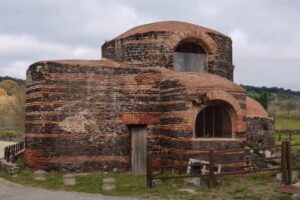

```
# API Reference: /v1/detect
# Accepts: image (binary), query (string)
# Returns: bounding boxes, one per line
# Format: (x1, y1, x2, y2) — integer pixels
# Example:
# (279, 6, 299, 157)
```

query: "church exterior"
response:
(25, 21, 274, 173)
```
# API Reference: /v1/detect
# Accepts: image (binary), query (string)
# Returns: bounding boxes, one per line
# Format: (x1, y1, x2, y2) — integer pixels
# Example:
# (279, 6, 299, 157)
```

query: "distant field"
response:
(275, 117, 300, 130)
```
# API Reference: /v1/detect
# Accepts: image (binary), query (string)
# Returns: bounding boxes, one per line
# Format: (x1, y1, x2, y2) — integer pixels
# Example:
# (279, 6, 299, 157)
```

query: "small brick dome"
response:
(159, 68, 244, 93)
(115, 21, 225, 39)
(246, 97, 268, 118)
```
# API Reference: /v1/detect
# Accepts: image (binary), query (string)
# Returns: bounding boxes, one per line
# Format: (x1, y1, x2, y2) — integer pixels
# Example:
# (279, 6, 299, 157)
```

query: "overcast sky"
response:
(0, 0, 299, 90)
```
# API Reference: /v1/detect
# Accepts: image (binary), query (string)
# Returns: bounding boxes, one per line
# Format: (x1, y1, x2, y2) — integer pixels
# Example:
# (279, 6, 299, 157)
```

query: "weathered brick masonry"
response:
(25, 21, 274, 172)
(245, 97, 275, 147)
(102, 21, 234, 80)
(246, 117, 275, 147)
(25, 60, 162, 171)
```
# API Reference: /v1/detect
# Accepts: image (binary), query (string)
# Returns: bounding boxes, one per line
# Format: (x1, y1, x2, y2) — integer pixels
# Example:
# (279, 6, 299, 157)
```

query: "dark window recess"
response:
(174, 42, 208, 72)
(195, 106, 232, 138)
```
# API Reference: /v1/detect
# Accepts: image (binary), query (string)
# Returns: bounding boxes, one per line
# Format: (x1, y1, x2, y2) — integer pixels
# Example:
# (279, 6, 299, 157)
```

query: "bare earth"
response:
(0, 177, 137, 200)
(0, 141, 16, 158)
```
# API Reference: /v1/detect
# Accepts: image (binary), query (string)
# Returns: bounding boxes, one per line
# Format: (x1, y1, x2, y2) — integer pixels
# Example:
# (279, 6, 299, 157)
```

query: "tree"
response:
(254, 93, 269, 110)
(281, 101, 297, 119)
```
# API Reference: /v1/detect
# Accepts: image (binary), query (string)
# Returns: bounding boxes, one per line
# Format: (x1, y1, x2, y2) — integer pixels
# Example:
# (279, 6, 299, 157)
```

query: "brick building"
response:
(25, 21, 274, 173)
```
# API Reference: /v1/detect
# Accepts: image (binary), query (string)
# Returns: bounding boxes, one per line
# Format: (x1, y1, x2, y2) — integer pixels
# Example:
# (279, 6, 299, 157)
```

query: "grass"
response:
(275, 134, 300, 153)
(0, 168, 63, 190)
(0, 130, 17, 136)
(275, 117, 300, 130)
(0, 168, 186, 199)
(0, 166, 288, 199)
(275, 133, 300, 143)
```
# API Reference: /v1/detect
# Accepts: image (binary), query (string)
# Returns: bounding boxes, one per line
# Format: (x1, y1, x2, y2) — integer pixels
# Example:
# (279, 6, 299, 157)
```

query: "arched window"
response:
(174, 42, 207, 72)
(195, 106, 232, 138)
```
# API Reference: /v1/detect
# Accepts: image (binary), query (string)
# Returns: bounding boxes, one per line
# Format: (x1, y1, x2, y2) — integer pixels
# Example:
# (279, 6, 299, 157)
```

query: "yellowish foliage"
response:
(0, 88, 25, 131)
(0, 88, 7, 96)
(1, 79, 19, 89)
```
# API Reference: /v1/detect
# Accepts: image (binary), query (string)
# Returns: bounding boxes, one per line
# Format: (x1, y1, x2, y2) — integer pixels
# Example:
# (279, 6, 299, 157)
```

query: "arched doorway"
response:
(195, 106, 232, 138)
(173, 41, 208, 72)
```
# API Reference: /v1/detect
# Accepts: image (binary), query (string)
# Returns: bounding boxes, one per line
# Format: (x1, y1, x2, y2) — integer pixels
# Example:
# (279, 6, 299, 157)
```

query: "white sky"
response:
(0, 0, 299, 90)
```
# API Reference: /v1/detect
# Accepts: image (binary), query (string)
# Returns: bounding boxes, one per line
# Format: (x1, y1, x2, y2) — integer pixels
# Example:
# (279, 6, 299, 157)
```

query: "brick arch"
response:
(165, 31, 218, 54)
(204, 90, 245, 133)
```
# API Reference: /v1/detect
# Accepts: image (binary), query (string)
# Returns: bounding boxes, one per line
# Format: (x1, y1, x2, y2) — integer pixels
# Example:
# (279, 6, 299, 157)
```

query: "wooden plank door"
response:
(131, 126, 147, 175)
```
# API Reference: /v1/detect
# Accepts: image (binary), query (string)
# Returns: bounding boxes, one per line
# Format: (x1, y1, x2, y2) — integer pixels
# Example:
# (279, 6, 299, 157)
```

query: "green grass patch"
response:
(0, 168, 186, 199)
(0, 168, 63, 190)
(0, 130, 17, 136)
(275, 117, 300, 130)
(275, 133, 300, 151)
(279, 195, 293, 200)
(275, 133, 300, 143)
(74, 172, 186, 198)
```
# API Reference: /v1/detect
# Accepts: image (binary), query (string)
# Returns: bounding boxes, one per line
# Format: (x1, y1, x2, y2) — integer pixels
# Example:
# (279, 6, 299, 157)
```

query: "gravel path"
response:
(0, 141, 16, 158)
(0, 177, 138, 200)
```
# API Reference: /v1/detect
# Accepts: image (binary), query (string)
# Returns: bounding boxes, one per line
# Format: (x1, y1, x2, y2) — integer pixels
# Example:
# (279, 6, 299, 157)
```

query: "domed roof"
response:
(32, 59, 120, 68)
(246, 97, 268, 118)
(158, 68, 244, 93)
(115, 21, 226, 39)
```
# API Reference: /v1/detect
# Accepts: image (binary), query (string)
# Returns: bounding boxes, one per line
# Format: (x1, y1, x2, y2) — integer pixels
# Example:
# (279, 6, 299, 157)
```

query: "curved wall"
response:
(102, 23, 234, 80)
(25, 60, 162, 171)
(25, 60, 246, 171)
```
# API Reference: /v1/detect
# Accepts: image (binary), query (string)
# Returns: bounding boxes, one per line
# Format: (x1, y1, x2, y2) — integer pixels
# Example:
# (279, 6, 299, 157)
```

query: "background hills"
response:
(0, 76, 25, 133)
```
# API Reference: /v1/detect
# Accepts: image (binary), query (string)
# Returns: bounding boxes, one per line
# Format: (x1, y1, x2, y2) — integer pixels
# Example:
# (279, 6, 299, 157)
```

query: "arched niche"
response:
(173, 39, 208, 72)
(195, 102, 233, 138)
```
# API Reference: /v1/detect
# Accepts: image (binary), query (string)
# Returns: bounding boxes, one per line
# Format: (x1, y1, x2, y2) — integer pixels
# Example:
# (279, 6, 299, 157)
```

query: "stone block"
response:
(34, 170, 47, 181)
(292, 182, 300, 188)
(63, 174, 76, 186)
(178, 188, 197, 194)
(275, 172, 282, 182)
(184, 178, 201, 186)
(152, 179, 162, 186)
(0, 159, 20, 175)
(275, 171, 299, 183)
(113, 168, 118, 173)
(102, 178, 116, 191)
(292, 171, 299, 183)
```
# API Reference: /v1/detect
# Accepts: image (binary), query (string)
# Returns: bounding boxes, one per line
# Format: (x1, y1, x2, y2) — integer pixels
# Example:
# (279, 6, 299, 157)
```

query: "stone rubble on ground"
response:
(184, 177, 201, 186)
(0, 159, 19, 174)
(152, 179, 162, 186)
(178, 188, 197, 194)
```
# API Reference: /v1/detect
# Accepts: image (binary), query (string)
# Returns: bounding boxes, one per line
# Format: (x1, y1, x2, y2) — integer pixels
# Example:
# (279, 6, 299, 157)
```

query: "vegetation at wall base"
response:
(0, 164, 288, 199)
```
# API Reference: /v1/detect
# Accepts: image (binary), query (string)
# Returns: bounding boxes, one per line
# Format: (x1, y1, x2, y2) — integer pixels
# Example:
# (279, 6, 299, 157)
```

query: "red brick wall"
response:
(25, 60, 246, 171)
(25, 60, 161, 171)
